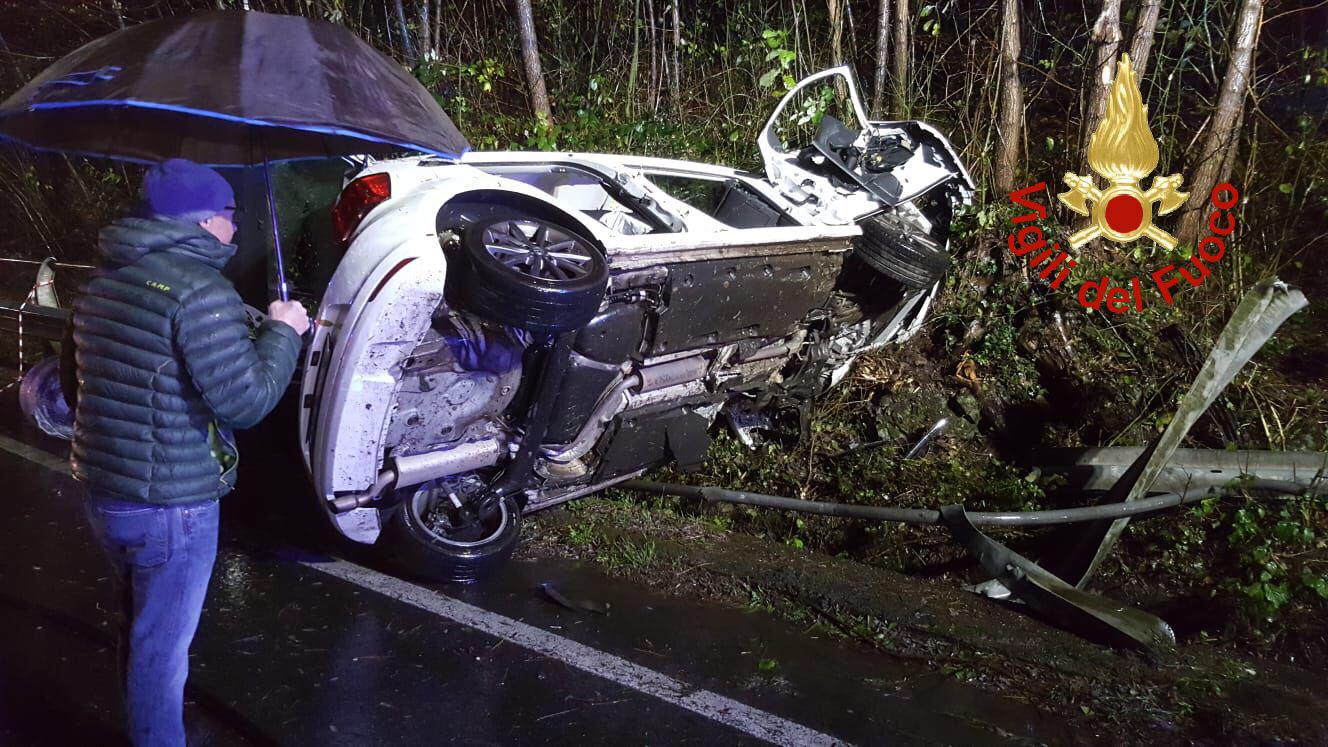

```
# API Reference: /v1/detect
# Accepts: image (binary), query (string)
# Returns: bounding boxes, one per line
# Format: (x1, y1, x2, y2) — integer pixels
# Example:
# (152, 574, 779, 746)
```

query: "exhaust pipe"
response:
(394, 439, 505, 487)
(330, 437, 505, 513)
(542, 355, 710, 465)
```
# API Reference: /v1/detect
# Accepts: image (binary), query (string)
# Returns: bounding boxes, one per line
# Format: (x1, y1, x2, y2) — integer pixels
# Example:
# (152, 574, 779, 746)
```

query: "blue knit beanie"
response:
(140, 158, 235, 224)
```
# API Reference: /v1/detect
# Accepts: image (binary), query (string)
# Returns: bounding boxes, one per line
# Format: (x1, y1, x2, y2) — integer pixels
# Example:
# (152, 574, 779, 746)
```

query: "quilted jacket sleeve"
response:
(174, 284, 303, 430)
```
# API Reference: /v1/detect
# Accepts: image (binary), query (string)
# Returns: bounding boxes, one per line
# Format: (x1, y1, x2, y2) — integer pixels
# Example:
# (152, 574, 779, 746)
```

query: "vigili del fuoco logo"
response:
(1004, 54, 1240, 313)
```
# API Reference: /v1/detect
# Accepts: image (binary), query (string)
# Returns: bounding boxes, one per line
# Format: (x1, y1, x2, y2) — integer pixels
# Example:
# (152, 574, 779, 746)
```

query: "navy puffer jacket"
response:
(66, 217, 302, 505)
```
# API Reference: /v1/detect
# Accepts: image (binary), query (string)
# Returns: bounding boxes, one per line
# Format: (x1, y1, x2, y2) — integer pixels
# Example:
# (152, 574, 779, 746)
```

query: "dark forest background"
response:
(2, 0, 1326, 256)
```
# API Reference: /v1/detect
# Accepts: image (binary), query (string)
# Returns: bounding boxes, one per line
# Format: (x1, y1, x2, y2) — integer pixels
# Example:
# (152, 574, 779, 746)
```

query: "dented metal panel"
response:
(310, 243, 447, 498)
(647, 252, 845, 355)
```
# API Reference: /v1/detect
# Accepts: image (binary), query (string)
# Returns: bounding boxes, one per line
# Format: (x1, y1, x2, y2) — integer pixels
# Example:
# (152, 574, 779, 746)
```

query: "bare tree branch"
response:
(392, 0, 416, 62)
(827, 0, 844, 67)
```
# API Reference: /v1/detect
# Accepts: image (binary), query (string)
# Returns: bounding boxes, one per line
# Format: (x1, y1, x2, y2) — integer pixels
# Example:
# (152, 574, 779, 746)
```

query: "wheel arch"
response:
(437, 188, 610, 255)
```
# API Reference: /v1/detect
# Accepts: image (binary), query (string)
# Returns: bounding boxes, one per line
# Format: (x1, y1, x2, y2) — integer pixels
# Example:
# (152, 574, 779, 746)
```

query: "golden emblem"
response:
(1059, 54, 1188, 249)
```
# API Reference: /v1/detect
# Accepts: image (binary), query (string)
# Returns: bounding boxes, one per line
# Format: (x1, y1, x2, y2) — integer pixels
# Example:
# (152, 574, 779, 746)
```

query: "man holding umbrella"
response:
(0, 10, 469, 743)
(62, 158, 309, 745)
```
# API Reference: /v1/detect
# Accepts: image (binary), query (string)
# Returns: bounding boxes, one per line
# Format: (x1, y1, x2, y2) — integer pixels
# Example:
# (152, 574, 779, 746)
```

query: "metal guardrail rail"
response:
(0, 257, 94, 271)
(1043, 447, 1328, 494)
(0, 304, 70, 342)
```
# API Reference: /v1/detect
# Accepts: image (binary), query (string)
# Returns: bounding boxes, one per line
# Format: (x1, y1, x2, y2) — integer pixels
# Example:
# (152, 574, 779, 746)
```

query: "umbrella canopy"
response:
(0, 10, 468, 165)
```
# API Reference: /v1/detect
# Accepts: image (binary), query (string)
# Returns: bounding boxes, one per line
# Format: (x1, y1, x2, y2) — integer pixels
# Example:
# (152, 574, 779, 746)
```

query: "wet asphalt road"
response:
(0, 392, 1073, 746)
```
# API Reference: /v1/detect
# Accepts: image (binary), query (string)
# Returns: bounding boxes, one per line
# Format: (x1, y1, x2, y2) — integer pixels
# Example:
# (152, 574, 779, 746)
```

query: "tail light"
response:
(331, 172, 392, 245)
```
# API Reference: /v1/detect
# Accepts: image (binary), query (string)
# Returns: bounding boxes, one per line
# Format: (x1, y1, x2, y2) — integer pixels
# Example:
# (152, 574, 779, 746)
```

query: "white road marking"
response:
(305, 559, 844, 746)
(0, 433, 846, 746)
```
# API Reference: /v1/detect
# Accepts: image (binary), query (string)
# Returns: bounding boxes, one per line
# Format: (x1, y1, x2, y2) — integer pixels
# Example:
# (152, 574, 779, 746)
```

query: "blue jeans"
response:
(85, 494, 220, 747)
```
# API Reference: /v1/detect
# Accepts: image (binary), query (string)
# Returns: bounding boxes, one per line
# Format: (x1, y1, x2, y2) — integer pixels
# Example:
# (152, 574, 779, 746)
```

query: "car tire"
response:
(385, 481, 521, 584)
(853, 212, 951, 289)
(452, 208, 608, 334)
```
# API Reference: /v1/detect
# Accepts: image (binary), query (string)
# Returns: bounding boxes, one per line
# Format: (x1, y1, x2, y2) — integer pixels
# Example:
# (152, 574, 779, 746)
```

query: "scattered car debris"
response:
(832, 417, 950, 460)
(726, 402, 774, 450)
(903, 418, 950, 459)
(1052, 310, 1074, 357)
(538, 582, 610, 615)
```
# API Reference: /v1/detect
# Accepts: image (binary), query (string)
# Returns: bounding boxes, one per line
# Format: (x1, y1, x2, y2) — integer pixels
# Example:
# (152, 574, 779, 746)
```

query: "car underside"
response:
(298, 67, 974, 581)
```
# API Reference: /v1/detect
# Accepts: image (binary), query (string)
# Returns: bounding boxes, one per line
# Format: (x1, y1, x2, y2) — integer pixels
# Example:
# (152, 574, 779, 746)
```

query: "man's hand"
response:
(267, 300, 310, 336)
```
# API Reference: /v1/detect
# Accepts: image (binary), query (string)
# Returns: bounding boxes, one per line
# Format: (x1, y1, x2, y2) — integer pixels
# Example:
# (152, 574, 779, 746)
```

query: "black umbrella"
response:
(0, 10, 468, 298)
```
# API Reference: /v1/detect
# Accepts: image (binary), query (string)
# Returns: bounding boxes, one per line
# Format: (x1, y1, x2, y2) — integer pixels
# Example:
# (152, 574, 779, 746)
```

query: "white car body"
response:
(298, 67, 973, 544)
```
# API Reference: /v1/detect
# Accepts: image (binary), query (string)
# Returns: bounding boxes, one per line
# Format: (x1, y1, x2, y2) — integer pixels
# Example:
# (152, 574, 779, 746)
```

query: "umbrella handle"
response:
(260, 140, 290, 302)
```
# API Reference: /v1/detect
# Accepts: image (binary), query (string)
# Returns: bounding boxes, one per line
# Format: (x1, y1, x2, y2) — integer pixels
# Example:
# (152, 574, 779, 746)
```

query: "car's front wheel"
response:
(451, 208, 608, 335)
(853, 211, 951, 289)
(384, 475, 521, 584)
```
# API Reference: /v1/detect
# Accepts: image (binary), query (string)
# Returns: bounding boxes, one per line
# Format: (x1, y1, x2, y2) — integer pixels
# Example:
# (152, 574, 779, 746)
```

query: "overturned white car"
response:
(297, 67, 973, 581)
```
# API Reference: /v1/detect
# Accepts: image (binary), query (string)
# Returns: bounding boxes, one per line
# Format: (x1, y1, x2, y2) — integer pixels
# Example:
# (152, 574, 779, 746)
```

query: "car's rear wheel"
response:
(451, 208, 608, 334)
(384, 474, 521, 584)
(854, 211, 951, 289)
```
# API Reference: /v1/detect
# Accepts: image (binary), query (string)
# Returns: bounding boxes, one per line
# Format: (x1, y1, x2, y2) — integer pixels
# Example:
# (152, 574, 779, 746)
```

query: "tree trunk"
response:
(432, 0, 442, 59)
(995, 0, 1023, 193)
(1081, 0, 1123, 159)
(392, 0, 416, 62)
(828, 0, 845, 67)
(646, 0, 659, 111)
(1218, 102, 1245, 186)
(871, 0, 891, 116)
(892, 0, 910, 117)
(670, 0, 682, 110)
(513, 0, 553, 122)
(1178, 0, 1262, 246)
(628, 0, 641, 115)
(1128, 0, 1163, 78)
(418, 0, 430, 59)
(657, 0, 666, 111)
